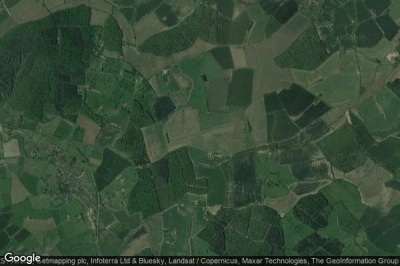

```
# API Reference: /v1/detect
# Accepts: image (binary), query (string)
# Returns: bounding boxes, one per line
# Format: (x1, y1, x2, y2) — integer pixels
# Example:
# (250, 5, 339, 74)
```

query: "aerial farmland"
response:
(0, 0, 398, 257)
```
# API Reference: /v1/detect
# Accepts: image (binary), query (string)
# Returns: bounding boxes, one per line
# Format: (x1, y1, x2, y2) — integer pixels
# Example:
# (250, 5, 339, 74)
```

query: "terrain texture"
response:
(0, 0, 399, 256)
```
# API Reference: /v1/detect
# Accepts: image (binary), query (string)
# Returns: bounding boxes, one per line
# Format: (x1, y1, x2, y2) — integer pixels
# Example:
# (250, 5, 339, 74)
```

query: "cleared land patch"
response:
(23, 217, 57, 237)
(344, 159, 400, 213)
(76, 114, 101, 145)
(230, 46, 248, 68)
(3, 139, 20, 158)
(90, 9, 108, 26)
(10, 173, 30, 204)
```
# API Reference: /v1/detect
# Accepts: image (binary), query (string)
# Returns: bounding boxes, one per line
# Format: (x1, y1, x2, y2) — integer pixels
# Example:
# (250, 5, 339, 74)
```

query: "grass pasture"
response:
(71, 126, 85, 142)
(318, 203, 357, 246)
(358, 53, 378, 85)
(154, 71, 181, 96)
(19, 117, 38, 131)
(198, 166, 227, 206)
(248, 15, 268, 43)
(256, 152, 294, 199)
(190, 236, 217, 256)
(0, 0, 400, 257)
(281, 210, 314, 250)
(376, 87, 400, 120)
(349, 111, 375, 150)
(191, 52, 224, 81)
(165, 107, 200, 142)
(357, 97, 388, 135)
(54, 120, 73, 139)
(179, 60, 208, 111)
(357, 88, 400, 137)
(314, 51, 339, 78)
(390, 0, 400, 22)
(160, 195, 204, 255)
(206, 77, 230, 111)
(321, 180, 367, 220)
(358, 38, 393, 61)
(339, 50, 358, 74)
(290, 69, 314, 87)
(246, 3, 264, 20)
(368, 137, 400, 174)
(308, 73, 360, 106)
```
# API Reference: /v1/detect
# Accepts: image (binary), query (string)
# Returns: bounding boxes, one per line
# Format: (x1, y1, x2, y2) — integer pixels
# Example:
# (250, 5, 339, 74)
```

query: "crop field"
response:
(0, 0, 400, 257)
(227, 68, 253, 108)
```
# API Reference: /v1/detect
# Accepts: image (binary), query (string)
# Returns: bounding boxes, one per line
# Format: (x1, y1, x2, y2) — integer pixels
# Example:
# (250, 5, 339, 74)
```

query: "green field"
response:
(256, 152, 294, 198)
(308, 73, 360, 106)
(357, 88, 400, 137)
(0, 0, 400, 257)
